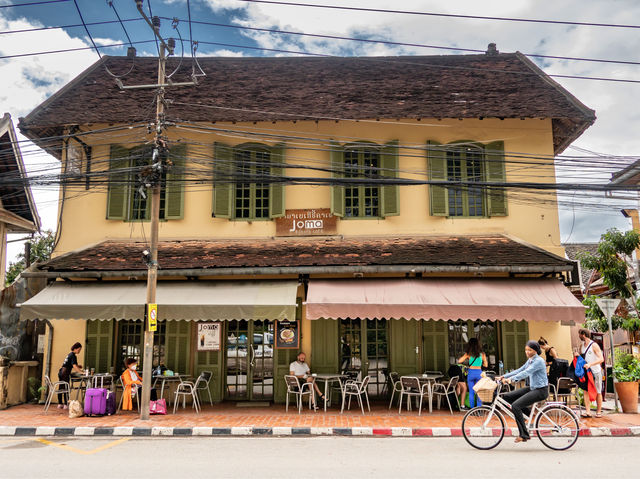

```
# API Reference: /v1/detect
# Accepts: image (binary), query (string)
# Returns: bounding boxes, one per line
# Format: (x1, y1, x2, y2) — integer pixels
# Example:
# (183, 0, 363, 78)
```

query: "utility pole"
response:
(130, 0, 195, 420)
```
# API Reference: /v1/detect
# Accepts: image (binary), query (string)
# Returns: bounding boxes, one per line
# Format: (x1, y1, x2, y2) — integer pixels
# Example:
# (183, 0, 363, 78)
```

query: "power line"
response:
(0, 18, 141, 36)
(235, 0, 640, 30)
(193, 40, 640, 84)
(0, 0, 68, 8)
(0, 39, 156, 60)
(166, 17, 640, 67)
(72, 0, 102, 59)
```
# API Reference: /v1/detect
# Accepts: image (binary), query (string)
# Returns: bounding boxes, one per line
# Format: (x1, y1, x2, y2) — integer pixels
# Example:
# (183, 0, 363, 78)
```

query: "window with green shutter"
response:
(85, 319, 114, 373)
(330, 141, 399, 219)
(427, 140, 507, 218)
(212, 143, 286, 220)
(500, 320, 529, 371)
(106, 143, 186, 221)
(115, 320, 166, 373)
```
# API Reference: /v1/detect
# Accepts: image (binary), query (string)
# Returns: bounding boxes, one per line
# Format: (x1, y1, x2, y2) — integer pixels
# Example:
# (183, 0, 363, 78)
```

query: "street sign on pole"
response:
(595, 297, 622, 411)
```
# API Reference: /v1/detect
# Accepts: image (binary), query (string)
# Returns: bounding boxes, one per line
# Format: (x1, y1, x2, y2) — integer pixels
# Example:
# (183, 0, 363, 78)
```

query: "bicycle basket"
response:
(476, 389, 495, 403)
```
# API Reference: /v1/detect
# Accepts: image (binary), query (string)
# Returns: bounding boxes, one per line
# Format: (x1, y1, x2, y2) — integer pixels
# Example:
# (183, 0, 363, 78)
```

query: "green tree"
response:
(579, 228, 640, 338)
(4, 230, 55, 286)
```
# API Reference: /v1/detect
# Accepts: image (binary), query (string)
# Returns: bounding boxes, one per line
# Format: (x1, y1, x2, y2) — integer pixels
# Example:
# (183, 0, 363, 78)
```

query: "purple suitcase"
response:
(84, 388, 107, 416)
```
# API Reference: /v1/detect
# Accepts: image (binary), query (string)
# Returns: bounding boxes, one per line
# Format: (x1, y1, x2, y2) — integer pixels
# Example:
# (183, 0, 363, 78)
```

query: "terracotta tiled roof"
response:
(19, 53, 594, 156)
(563, 243, 599, 289)
(38, 235, 574, 274)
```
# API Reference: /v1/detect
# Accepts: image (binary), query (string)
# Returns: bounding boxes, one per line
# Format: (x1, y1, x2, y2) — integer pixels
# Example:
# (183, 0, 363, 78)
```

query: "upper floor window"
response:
(427, 140, 507, 218)
(212, 143, 285, 220)
(330, 141, 399, 219)
(106, 143, 185, 221)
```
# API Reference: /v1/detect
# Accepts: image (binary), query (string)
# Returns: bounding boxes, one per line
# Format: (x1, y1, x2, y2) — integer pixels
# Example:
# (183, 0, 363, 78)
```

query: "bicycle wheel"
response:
(535, 405, 579, 450)
(462, 406, 505, 450)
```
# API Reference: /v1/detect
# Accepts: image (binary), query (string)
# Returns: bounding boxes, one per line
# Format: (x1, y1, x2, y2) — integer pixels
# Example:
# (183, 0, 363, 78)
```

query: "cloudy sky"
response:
(1, 0, 639, 262)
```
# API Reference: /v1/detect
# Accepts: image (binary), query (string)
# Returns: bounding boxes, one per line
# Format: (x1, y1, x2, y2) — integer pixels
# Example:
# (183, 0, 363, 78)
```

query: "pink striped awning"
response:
(305, 278, 584, 323)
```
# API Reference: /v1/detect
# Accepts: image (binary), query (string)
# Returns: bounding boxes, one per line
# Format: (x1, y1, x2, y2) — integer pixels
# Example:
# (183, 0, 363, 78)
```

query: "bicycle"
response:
(461, 380, 580, 451)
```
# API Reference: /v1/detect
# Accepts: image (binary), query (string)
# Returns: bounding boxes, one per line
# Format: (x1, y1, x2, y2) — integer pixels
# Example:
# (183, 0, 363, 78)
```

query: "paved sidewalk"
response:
(1, 403, 639, 437)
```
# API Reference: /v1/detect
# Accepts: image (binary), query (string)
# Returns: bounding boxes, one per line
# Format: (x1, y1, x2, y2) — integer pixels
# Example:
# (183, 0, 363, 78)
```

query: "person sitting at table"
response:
(289, 351, 324, 409)
(121, 357, 156, 410)
(57, 342, 83, 409)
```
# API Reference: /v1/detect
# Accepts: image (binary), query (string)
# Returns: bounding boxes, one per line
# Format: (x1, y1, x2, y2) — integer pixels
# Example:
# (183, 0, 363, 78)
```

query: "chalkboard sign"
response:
(275, 320, 299, 349)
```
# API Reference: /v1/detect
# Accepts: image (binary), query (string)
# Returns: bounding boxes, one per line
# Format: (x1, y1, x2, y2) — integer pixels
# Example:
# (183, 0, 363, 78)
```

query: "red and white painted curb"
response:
(0, 425, 638, 437)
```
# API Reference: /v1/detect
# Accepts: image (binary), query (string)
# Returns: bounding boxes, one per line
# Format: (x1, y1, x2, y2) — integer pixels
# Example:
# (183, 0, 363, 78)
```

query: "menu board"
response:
(197, 322, 221, 351)
(275, 320, 299, 349)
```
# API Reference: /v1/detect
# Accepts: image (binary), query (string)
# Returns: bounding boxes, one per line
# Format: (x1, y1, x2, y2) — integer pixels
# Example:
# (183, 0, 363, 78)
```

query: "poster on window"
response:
(275, 320, 300, 349)
(197, 322, 221, 351)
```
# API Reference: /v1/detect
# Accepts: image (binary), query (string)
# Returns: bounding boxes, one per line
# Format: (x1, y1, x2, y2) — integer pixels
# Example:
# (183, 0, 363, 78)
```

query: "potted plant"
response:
(613, 350, 640, 413)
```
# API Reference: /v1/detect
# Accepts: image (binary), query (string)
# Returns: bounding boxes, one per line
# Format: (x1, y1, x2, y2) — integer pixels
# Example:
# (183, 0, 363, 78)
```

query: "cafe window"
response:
(212, 142, 285, 220)
(447, 320, 497, 372)
(427, 140, 508, 217)
(116, 320, 166, 373)
(330, 141, 399, 219)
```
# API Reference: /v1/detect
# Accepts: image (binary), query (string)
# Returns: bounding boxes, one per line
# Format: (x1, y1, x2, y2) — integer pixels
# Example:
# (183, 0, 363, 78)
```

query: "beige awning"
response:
(20, 280, 299, 321)
(305, 278, 585, 323)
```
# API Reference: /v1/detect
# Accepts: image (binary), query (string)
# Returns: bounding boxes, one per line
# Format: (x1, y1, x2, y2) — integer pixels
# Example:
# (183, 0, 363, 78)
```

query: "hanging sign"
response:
(275, 320, 300, 349)
(147, 303, 158, 332)
(197, 322, 221, 351)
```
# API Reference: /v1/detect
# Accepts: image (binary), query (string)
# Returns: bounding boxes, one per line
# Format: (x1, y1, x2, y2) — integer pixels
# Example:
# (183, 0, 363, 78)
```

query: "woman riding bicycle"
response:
(497, 340, 549, 443)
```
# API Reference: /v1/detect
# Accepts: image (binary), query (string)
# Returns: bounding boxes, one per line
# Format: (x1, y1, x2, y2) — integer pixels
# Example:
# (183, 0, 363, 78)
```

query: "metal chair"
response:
(117, 376, 140, 412)
(398, 376, 430, 415)
(388, 371, 402, 409)
(173, 378, 201, 414)
(284, 375, 314, 413)
(555, 377, 581, 411)
(43, 375, 70, 412)
(431, 376, 460, 414)
(194, 371, 214, 407)
(341, 375, 371, 415)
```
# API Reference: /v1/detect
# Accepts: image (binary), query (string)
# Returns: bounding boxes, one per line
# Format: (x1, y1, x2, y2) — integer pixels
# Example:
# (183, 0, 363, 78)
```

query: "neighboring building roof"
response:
(19, 51, 595, 157)
(563, 243, 599, 289)
(0, 113, 40, 232)
(610, 159, 640, 186)
(32, 234, 575, 276)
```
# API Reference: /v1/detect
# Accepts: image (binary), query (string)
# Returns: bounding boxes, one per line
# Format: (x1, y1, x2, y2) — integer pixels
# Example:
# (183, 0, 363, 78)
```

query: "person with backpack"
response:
(57, 342, 83, 409)
(577, 328, 604, 418)
(458, 338, 488, 408)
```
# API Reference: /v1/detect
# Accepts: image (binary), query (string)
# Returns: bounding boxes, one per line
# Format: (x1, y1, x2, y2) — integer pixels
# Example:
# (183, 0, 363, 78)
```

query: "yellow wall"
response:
(528, 320, 573, 361)
(45, 319, 86, 402)
(53, 118, 563, 258)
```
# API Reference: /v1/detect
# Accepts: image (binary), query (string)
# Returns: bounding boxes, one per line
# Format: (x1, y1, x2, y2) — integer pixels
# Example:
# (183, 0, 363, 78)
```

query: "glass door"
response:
(225, 320, 275, 401)
(339, 318, 389, 399)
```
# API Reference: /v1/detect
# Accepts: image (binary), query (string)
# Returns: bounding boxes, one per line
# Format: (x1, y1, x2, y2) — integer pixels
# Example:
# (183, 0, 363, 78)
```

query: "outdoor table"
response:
(152, 374, 191, 405)
(92, 373, 114, 389)
(69, 375, 92, 400)
(405, 373, 444, 413)
(311, 374, 347, 412)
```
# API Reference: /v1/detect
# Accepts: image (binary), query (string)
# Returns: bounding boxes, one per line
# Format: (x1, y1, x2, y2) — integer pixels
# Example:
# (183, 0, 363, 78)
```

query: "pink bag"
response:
(149, 398, 167, 415)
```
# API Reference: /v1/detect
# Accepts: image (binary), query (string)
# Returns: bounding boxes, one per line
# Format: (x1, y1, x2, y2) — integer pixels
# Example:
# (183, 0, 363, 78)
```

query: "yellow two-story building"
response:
(18, 48, 592, 405)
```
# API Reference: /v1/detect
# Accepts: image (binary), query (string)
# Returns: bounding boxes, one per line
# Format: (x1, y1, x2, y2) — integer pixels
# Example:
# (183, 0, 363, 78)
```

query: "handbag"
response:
(149, 398, 167, 415)
(68, 400, 84, 418)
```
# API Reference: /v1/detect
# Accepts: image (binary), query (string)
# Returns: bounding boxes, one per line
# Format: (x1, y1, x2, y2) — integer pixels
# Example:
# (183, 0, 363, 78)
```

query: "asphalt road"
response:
(0, 436, 638, 479)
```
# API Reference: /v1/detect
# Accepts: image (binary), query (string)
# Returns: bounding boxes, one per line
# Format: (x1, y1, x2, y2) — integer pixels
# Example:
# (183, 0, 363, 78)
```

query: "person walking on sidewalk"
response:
(497, 340, 549, 443)
(458, 338, 487, 408)
(577, 328, 604, 418)
(57, 342, 83, 409)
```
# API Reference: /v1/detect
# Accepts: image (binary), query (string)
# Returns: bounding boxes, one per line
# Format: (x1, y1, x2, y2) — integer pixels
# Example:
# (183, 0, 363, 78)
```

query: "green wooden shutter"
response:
(85, 320, 114, 373)
(422, 320, 450, 373)
(329, 141, 345, 217)
(107, 145, 130, 220)
(274, 298, 302, 403)
(194, 334, 224, 404)
(165, 321, 192, 374)
(380, 140, 400, 217)
(485, 140, 508, 216)
(311, 319, 339, 373)
(269, 143, 286, 218)
(389, 320, 420, 376)
(427, 140, 448, 216)
(500, 320, 529, 371)
(213, 142, 233, 219)
(163, 143, 186, 220)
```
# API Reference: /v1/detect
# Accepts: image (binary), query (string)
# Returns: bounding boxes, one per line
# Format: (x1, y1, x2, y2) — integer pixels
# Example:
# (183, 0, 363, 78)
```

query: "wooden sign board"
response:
(275, 209, 337, 237)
